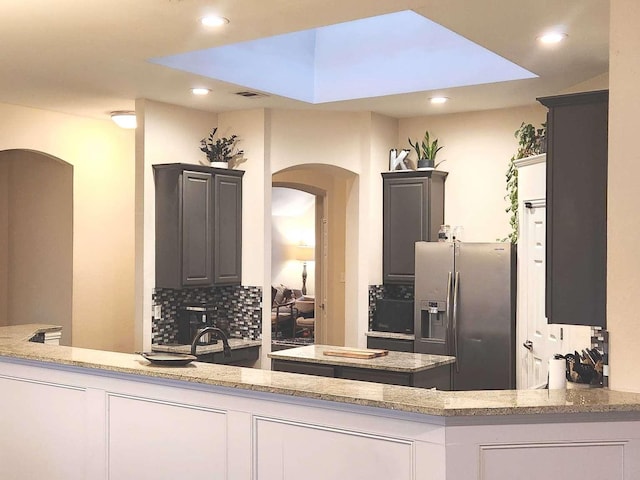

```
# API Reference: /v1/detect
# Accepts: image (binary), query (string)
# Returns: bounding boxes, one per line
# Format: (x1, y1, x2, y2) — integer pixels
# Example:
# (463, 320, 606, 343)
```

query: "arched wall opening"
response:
(272, 163, 357, 347)
(0, 149, 73, 345)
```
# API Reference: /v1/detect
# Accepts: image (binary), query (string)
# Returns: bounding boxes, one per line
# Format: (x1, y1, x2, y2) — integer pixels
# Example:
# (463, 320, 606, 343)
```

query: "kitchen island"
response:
(269, 344, 454, 389)
(2, 324, 640, 479)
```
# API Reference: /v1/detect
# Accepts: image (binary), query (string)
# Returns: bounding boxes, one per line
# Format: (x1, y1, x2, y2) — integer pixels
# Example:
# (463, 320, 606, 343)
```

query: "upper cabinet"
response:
(154, 163, 244, 289)
(382, 170, 447, 284)
(538, 90, 608, 327)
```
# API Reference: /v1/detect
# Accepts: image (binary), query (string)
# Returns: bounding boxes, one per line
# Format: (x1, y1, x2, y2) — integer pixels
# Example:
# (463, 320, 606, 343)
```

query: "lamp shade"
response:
(294, 245, 314, 262)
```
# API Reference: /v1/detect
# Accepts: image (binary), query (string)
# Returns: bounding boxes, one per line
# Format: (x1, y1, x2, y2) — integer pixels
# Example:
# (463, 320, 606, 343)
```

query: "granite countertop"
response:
(268, 344, 454, 372)
(365, 331, 415, 341)
(152, 339, 262, 355)
(0, 324, 62, 342)
(3, 324, 640, 417)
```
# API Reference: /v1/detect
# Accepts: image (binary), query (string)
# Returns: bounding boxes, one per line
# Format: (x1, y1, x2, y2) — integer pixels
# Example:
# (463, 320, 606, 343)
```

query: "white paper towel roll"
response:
(548, 357, 567, 389)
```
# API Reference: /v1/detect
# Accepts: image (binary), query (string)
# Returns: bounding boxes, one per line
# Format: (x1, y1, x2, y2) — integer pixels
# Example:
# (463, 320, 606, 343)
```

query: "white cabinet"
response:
(2, 358, 640, 479)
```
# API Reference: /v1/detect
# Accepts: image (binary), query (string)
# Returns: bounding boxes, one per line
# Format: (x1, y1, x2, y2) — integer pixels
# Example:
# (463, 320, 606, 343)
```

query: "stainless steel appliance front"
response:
(414, 242, 516, 390)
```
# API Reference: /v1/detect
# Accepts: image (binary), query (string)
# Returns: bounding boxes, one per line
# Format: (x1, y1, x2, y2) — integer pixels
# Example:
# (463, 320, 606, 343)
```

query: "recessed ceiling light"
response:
(538, 32, 567, 44)
(191, 87, 211, 96)
(201, 15, 229, 27)
(110, 111, 136, 129)
(430, 96, 449, 104)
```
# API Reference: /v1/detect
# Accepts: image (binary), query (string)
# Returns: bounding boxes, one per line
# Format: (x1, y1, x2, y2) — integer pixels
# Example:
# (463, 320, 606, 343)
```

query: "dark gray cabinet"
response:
(366, 336, 414, 353)
(271, 359, 451, 389)
(538, 90, 608, 327)
(154, 163, 244, 288)
(382, 170, 447, 284)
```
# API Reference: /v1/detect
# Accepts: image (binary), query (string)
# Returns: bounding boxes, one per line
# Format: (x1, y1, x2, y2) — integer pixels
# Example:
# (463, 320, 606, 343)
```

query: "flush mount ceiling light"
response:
(191, 87, 211, 95)
(153, 10, 536, 104)
(430, 96, 449, 104)
(110, 111, 136, 129)
(201, 15, 229, 27)
(538, 32, 568, 45)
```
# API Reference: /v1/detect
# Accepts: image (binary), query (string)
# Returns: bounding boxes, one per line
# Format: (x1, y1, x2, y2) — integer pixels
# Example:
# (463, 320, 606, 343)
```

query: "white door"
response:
(521, 202, 563, 388)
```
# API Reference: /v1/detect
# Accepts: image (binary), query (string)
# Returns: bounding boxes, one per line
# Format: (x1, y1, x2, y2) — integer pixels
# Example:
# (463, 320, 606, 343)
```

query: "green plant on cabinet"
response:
(200, 127, 245, 166)
(503, 122, 546, 243)
(408, 130, 445, 170)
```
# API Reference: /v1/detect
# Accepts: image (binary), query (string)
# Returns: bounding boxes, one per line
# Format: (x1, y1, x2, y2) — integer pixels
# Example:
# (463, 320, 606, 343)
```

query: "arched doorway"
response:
(272, 164, 356, 347)
(0, 149, 73, 345)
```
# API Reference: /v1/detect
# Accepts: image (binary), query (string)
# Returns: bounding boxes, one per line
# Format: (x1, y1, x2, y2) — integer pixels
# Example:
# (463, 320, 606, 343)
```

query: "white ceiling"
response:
(0, 0, 609, 121)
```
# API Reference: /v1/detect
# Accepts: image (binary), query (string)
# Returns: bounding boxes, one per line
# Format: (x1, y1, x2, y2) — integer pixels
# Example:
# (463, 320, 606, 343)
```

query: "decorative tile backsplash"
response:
(152, 285, 262, 345)
(368, 284, 414, 329)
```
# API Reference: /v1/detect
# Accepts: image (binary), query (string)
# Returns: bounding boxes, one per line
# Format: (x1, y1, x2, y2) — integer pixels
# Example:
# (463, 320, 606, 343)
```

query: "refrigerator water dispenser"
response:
(420, 300, 447, 341)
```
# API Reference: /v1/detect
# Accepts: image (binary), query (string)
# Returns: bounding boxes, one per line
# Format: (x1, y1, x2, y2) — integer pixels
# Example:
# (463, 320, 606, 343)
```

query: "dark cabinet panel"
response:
(154, 163, 244, 288)
(272, 360, 336, 377)
(340, 367, 412, 386)
(382, 171, 446, 284)
(213, 174, 242, 285)
(182, 171, 213, 286)
(366, 336, 414, 353)
(538, 90, 608, 327)
(271, 359, 451, 389)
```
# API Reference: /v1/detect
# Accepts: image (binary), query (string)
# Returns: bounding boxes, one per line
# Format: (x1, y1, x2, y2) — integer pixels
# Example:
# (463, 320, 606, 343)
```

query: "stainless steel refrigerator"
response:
(414, 242, 516, 390)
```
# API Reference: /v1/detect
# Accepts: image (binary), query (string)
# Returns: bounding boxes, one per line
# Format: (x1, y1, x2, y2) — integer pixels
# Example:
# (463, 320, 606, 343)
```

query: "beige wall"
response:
(0, 102, 135, 352)
(608, 0, 640, 392)
(399, 105, 547, 243)
(0, 161, 8, 326)
(0, 151, 73, 344)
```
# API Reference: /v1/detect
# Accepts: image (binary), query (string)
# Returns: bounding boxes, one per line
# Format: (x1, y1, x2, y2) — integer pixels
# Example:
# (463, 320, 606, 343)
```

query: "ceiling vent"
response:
(234, 91, 268, 98)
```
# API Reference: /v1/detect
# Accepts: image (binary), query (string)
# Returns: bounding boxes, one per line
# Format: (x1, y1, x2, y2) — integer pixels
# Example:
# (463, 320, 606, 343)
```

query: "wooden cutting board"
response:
(323, 348, 389, 359)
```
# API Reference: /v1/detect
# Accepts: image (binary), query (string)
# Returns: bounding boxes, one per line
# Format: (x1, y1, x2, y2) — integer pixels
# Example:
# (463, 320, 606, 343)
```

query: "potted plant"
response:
(408, 130, 445, 170)
(199, 127, 244, 168)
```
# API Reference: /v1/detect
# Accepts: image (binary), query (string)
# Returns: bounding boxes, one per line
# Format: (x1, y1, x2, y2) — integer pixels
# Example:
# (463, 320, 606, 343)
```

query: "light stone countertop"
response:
(152, 339, 262, 355)
(3, 324, 640, 417)
(268, 344, 454, 372)
(365, 331, 415, 341)
(0, 323, 62, 342)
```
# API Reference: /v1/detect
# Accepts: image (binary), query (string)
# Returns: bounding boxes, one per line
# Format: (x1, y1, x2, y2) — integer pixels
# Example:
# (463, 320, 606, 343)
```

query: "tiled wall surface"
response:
(152, 285, 262, 345)
(368, 284, 414, 329)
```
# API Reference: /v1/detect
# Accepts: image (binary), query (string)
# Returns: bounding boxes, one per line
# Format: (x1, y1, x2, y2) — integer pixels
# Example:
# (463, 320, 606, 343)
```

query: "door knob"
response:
(523, 340, 533, 351)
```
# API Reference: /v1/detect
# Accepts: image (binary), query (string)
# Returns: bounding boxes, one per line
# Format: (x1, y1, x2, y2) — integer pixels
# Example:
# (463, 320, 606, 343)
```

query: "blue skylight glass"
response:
(151, 10, 536, 103)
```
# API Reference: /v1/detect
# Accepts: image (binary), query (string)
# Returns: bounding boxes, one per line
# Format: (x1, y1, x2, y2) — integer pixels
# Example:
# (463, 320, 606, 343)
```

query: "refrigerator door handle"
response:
(446, 271, 453, 334)
(453, 271, 460, 373)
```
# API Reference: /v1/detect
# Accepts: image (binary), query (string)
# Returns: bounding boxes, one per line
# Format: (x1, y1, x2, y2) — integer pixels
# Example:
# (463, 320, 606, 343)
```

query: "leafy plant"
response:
(199, 127, 244, 164)
(408, 130, 445, 167)
(502, 122, 546, 243)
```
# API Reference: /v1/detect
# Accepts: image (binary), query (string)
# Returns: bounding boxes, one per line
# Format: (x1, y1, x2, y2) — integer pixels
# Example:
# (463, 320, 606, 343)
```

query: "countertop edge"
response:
(3, 325, 640, 418)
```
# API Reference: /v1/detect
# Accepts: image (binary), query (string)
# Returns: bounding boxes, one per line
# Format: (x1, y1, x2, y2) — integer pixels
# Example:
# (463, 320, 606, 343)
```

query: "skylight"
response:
(151, 10, 536, 104)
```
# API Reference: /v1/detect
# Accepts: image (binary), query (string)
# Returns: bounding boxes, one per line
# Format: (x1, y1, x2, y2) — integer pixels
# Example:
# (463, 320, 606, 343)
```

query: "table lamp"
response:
(295, 244, 314, 295)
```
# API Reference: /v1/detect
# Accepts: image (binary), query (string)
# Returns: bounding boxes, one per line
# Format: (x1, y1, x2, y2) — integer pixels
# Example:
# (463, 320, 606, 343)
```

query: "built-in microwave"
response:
(372, 298, 414, 334)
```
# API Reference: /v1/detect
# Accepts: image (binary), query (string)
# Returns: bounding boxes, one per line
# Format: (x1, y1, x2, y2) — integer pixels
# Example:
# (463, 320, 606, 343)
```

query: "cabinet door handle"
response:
(523, 340, 533, 352)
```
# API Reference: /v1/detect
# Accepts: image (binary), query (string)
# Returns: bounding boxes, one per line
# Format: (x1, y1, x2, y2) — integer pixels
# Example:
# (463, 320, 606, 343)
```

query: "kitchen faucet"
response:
(191, 327, 232, 358)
